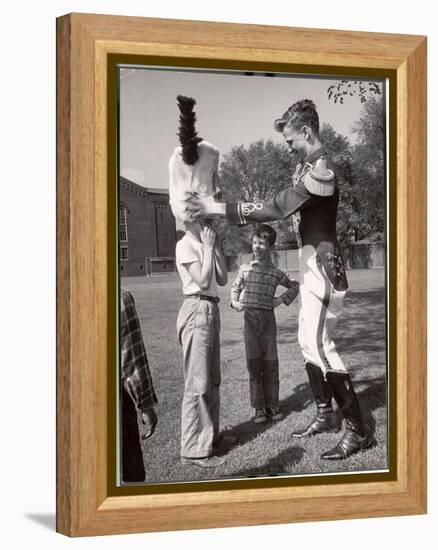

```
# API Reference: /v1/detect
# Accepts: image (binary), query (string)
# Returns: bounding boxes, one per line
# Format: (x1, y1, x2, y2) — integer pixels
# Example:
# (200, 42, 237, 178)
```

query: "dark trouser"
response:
(121, 385, 145, 483)
(244, 308, 279, 409)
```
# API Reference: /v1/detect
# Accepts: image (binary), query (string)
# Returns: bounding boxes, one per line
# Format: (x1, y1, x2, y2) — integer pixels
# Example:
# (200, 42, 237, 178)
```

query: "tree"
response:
(327, 80, 383, 104)
(219, 139, 294, 201)
(349, 97, 386, 241)
(326, 83, 386, 243)
(352, 94, 386, 139)
(218, 139, 297, 253)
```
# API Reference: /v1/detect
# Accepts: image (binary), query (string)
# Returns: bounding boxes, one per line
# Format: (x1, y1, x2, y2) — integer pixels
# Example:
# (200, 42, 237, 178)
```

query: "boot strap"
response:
(338, 431, 369, 455)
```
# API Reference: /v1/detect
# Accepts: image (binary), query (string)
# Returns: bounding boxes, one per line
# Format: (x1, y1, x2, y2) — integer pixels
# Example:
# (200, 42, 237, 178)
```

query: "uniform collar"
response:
(299, 146, 326, 166)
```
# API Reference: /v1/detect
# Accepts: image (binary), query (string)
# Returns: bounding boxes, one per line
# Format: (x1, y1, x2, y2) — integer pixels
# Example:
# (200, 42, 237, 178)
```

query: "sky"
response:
(119, 67, 385, 189)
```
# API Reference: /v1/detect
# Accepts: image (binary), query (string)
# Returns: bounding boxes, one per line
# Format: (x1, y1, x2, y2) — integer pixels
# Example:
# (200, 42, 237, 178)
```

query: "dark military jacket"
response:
(225, 147, 348, 291)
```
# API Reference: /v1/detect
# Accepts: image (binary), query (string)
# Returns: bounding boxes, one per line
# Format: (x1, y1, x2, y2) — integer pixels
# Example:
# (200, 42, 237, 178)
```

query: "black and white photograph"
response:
(117, 65, 388, 485)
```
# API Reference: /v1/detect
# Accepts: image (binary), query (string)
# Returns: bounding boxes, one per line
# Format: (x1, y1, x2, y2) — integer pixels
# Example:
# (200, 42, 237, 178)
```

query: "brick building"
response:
(119, 176, 177, 276)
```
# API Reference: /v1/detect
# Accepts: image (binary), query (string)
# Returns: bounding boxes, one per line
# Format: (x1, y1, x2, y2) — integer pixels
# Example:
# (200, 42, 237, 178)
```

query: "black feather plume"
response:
(176, 95, 203, 165)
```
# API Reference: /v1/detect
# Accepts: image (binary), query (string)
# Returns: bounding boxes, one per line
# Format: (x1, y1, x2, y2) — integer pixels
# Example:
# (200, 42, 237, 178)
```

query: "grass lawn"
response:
(122, 268, 388, 484)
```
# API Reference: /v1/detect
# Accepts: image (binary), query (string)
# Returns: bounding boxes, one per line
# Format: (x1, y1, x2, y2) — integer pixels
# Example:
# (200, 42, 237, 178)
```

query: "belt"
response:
(184, 294, 220, 303)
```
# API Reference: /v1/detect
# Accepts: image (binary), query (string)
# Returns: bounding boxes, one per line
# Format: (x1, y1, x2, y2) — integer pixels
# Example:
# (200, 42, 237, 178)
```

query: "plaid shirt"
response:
(120, 287, 157, 412)
(231, 261, 299, 311)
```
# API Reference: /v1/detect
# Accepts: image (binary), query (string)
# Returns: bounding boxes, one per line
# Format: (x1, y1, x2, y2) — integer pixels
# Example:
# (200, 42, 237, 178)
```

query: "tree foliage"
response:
(218, 139, 297, 253)
(349, 97, 386, 242)
(327, 80, 383, 104)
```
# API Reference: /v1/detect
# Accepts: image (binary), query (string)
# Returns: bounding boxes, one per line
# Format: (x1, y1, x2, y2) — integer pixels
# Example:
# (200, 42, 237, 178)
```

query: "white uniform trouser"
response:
(298, 245, 347, 374)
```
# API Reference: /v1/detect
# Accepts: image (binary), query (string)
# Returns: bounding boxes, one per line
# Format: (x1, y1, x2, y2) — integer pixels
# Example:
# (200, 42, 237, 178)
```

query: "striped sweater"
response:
(231, 260, 299, 311)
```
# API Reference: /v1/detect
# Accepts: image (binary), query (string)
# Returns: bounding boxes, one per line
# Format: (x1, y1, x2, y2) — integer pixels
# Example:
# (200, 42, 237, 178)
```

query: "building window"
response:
(121, 246, 129, 261)
(120, 205, 128, 242)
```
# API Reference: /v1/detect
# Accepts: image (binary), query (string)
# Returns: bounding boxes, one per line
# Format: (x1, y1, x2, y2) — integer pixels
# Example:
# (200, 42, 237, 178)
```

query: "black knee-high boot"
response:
(292, 363, 340, 438)
(321, 371, 375, 459)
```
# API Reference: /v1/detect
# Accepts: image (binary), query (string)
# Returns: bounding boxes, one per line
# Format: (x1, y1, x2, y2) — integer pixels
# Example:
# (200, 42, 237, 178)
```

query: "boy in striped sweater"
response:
(231, 224, 299, 424)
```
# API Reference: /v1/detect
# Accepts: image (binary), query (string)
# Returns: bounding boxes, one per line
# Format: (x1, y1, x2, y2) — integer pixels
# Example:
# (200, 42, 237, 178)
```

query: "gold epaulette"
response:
(303, 158, 335, 196)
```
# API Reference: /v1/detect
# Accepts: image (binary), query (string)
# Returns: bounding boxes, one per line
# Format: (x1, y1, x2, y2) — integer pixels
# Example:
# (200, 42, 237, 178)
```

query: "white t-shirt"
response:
(176, 235, 218, 297)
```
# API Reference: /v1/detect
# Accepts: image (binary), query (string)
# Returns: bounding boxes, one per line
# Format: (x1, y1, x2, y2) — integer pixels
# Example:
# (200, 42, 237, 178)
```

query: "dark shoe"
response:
(321, 371, 375, 460)
(291, 409, 340, 438)
(181, 455, 226, 468)
(265, 407, 285, 421)
(253, 409, 268, 424)
(321, 428, 375, 460)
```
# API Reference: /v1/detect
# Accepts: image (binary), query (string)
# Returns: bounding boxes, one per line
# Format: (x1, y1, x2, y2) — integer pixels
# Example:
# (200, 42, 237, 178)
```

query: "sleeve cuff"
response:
(138, 392, 158, 411)
(226, 203, 244, 225)
(282, 286, 299, 306)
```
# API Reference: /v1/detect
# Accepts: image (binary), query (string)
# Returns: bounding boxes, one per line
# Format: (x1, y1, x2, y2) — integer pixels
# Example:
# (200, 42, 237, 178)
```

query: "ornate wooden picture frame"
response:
(56, 13, 426, 536)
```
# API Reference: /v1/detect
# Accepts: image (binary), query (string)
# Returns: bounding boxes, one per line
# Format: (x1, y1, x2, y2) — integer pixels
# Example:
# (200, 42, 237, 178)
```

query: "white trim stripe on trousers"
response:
(298, 245, 347, 374)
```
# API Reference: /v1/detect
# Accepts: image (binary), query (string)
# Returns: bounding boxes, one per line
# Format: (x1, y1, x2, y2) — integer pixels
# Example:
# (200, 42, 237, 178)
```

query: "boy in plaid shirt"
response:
(120, 287, 158, 482)
(231, 224, 299, 424)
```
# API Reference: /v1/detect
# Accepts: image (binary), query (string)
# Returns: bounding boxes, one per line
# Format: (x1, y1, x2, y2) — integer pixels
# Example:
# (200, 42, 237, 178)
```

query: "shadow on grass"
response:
(215, 383, 313, 455)
(223, 376, 387, 477)
(335, 287, 387, 354)
(220, 375, 386, 462)
(221, 338, 243, 347)
(276, 287, 386, 352)
(233, 445, 306, 478)
(354, 376, 387, 435)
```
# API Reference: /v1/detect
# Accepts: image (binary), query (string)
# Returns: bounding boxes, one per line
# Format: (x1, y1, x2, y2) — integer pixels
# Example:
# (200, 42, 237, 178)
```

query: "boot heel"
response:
(322, 371, 377, 460)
